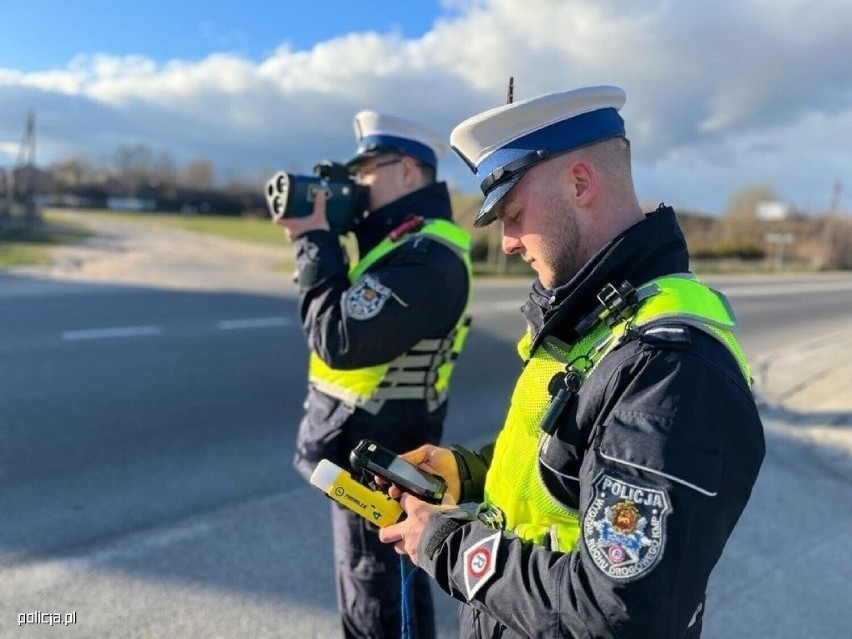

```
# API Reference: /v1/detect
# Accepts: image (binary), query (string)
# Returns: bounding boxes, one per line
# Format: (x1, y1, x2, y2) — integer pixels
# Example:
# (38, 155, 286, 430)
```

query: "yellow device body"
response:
(310, 459, 404, 527)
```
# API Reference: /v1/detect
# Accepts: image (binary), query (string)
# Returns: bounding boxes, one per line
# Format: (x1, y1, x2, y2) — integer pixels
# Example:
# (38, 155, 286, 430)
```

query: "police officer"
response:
(378, 86, 765, 638)
(278, 111, 472, 639)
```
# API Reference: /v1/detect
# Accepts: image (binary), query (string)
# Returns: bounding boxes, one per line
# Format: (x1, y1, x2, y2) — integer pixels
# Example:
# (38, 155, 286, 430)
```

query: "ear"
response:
(400, 156, 422, 189)
(567, 160, 596, 206)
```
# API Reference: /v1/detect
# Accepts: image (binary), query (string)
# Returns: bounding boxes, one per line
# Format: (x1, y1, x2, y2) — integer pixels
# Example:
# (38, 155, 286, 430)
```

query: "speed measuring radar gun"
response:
(265, 160, 369, 235)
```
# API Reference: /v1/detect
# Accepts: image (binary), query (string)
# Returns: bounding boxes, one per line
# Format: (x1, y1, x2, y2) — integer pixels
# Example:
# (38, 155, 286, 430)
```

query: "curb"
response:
(752, 328, 852, 476)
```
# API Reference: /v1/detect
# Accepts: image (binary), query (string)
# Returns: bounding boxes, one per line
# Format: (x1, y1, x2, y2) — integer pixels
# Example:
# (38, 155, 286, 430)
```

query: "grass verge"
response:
(30, 208, 819, 278)
(65, 208, 284, 245)
(0, 211, 92, 268)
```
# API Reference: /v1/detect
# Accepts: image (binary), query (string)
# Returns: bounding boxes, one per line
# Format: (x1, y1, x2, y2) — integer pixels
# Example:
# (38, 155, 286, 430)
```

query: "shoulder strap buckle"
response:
(572, 280, 640, 338)
(597, 281, 639, 327)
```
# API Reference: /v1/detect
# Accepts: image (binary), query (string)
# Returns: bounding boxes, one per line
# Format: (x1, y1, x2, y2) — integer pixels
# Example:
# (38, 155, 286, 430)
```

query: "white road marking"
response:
(472, 300, 524, 314)
(62, 325, 163, 341)
(216, 317, 291, 330)
(717, 281, 852, 298)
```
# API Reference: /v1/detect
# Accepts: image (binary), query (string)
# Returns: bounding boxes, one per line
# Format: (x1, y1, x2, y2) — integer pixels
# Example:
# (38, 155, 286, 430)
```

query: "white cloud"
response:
(0, 141, 20, 158)
(0, 0, 850, 213)
(638, 104, 852, 214)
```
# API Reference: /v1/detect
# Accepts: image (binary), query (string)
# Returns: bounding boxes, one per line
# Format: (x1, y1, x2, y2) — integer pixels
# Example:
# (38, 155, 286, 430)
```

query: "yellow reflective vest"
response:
(483, 274, 751, 551)
(308, 219, 472, 415)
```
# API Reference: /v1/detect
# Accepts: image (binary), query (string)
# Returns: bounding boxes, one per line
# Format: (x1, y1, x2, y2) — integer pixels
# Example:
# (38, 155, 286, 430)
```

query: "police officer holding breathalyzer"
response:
(379, 86, 765, 638)
(274, 111, 472, 639)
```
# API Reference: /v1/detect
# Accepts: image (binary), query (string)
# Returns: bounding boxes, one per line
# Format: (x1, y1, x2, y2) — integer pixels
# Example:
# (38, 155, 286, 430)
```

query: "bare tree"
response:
(48, 155, 94, 188)
(723, 185, 777, 219)
(151, 152, 178, 189)
(180, 158, 215, 189)
(722, 184, 777, 245)
(221, 165, 268, 195)
(113, 143, 154, 193)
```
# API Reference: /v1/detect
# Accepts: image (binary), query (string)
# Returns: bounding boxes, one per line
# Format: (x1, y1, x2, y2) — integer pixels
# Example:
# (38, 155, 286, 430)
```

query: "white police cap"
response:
(450, 85, 627, 227)
(348, 110, 447, 169)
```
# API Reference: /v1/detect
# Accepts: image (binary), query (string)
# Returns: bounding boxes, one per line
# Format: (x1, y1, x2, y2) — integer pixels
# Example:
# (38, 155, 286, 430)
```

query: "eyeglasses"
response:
(352, 157, 402, 181)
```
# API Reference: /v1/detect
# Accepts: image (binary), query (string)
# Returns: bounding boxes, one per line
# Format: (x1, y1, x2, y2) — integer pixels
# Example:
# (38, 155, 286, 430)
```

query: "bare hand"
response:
(275, 189, 330, 240)
(378, 493, 454, 565)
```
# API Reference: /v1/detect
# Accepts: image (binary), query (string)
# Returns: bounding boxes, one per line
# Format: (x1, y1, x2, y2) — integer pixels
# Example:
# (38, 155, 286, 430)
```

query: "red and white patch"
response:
(462, 532, 501, 601)
(467, 547, 491, 577)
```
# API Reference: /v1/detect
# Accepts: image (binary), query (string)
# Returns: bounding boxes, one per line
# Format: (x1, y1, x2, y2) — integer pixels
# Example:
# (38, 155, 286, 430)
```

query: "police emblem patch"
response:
(301, 241, 320, 262)
(345, 275, 392, 320)
(583, 473, 671, 581)
(462, 531, 501, 601)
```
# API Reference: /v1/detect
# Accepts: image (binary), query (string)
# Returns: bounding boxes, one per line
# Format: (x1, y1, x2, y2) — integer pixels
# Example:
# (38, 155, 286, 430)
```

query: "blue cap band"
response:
(354, 134, 438, 167)
(475, 107, 625, 193)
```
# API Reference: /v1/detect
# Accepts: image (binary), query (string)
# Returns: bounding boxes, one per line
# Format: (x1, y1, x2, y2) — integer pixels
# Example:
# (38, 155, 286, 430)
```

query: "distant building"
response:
(756, 200, 793, 220)
(106, 197, 156, 211)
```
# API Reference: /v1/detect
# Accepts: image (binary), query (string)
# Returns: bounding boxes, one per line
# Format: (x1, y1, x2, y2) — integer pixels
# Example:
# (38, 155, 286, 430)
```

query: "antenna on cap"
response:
(506, 76, 514, 104)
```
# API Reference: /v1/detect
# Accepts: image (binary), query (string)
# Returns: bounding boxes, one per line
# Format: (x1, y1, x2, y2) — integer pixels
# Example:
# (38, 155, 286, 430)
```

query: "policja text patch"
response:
(583, 473, 671, 581)
(345, 275, 392, 320)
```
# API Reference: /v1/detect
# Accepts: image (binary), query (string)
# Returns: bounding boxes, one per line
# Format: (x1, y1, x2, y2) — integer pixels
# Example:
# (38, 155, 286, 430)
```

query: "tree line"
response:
(1, 143, 269, 216)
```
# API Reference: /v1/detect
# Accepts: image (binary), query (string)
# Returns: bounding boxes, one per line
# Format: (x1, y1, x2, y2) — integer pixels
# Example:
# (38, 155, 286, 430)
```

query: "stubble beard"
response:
(540, 200, 583, 289)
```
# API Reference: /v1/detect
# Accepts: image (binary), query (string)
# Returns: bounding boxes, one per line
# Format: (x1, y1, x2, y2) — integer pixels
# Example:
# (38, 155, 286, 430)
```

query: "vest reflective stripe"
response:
(436, 318, 470, 395)
(409, 338, 444, 351)
(383, 370, 432, 384)
(350, 219, 472, 280)
(632, 275, 750, 382)
(483, 275, 750, 551)
(390, 354, 436, 368)
(308, 219, 472, 414)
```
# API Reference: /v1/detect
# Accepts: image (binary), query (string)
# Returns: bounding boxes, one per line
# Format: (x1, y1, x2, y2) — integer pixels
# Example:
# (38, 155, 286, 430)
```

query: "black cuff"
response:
(294, 231, 347, 289)
(421, 516, 464, 562)
(418, 506, 477, 577)
(451, 445, 490, 503)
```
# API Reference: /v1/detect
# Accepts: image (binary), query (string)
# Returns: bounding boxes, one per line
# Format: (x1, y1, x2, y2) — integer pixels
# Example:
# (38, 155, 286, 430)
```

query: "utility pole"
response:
(817, 180, 842, 270)
(17, 109, 36, 168)
(0, 166, 8, 223)
(16, 109, 40, 223)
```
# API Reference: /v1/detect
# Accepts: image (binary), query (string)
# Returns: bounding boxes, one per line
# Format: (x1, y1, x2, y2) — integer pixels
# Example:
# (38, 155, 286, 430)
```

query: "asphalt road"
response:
(1, 272, 851, 637)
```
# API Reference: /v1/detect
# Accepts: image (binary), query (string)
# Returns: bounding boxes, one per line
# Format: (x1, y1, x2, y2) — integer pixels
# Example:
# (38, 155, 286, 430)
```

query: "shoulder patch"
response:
(410, 235, 431, 252)
(639, 324, 692, 349)
(462, 531, 501, 601)
(400, 235, 432, 258)
(345, 275, 392, 320)
(583, 473, 672, 581)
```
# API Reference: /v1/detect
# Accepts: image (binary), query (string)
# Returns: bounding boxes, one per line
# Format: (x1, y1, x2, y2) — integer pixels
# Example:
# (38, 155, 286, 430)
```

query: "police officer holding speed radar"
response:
(275, 111, 472, 638)
(378, 85, 765, 638)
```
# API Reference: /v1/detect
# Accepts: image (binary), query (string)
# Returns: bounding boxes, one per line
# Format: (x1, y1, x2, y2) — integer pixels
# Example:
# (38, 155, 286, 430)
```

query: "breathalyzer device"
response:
(350, 439, 447, 504)
(310, 459, 404, 527)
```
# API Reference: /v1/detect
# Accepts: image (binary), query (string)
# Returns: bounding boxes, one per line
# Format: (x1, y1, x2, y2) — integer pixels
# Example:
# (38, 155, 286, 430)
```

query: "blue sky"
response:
(1, 0, 851, 215)
(0, 1, 446, 70)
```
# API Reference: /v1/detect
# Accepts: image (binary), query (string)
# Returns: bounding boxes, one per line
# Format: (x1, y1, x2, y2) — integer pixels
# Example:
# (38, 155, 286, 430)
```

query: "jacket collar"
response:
(522, 205, 690, 347)
(355, 181, 453, 256)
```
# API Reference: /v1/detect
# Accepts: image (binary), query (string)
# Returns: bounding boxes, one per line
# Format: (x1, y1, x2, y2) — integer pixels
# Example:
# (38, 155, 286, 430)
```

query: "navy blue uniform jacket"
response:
(417, 207, 765, 639)
(291, 182, 469, 477)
